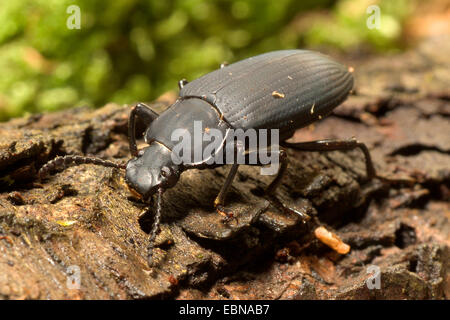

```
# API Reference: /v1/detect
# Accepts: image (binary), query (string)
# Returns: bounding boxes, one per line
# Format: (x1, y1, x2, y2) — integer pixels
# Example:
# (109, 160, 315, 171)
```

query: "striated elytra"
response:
(180, 50, 354, 137)
(39, 50, 378, 268)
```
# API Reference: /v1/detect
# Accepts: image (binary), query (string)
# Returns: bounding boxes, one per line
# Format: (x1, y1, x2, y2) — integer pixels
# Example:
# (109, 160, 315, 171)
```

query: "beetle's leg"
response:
(128, 103, 159, 157)
(178, 79, 188, 90)
(265, 149, 288, 195)
(214, 163, 239, 224)
(282, 138, 376, 179)
(240, 147, 311, 222)
(257, 148, 311, 222)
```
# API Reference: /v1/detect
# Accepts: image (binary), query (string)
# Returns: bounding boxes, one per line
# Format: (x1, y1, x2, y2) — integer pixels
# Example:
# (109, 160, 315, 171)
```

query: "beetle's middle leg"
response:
(128, 103, 159, 156)
(218, 147, 311, 223)
(256, 148, 311, 222)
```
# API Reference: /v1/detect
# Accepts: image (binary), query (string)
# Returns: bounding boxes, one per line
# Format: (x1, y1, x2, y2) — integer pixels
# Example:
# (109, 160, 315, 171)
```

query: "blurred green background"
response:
(0, 0, 426, 121)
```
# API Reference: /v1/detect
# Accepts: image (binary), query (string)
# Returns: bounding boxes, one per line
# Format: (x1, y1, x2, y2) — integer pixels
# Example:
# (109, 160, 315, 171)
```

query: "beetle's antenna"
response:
(38, 155, 126, 180)
(147, 188, 163, 267)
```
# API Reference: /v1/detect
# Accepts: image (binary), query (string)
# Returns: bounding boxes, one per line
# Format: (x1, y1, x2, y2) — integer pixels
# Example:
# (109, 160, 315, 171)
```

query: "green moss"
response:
(0, 0, 412, 121)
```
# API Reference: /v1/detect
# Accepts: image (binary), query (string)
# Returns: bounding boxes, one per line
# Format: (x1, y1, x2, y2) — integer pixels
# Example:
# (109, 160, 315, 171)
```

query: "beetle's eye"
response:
(161, 166, 171, 178)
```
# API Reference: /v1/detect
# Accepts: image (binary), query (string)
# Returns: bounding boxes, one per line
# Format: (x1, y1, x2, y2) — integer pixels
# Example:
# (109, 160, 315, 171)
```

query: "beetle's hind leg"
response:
(128, 103, 159, 157)
(281, 138, 376, 179)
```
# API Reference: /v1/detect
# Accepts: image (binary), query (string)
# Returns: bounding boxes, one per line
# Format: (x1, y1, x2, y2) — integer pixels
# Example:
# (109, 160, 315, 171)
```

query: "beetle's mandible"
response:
(39, 50, 379, 267)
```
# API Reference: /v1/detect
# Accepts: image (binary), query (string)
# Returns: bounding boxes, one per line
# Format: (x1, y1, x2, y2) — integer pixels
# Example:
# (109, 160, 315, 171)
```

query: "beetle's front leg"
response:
(214, 163, 239, 224)
(128, 103, 159, 157)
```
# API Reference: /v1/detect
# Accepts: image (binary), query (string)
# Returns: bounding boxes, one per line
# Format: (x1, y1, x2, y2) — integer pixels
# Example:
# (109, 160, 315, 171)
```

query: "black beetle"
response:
(39, 50, 378, 267)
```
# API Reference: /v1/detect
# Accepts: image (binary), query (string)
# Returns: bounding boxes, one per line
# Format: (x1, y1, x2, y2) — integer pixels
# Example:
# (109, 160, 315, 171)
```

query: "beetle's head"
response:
(125, 142, 180, 202)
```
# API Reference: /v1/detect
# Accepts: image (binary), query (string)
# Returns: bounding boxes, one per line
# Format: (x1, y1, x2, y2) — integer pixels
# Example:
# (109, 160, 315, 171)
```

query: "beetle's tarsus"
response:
(216, 205, 238, 225)
(212, 163, 240, 225)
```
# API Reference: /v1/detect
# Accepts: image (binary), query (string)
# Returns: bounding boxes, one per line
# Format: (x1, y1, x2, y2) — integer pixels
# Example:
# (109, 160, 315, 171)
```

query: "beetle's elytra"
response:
(39, 50, 377, 267)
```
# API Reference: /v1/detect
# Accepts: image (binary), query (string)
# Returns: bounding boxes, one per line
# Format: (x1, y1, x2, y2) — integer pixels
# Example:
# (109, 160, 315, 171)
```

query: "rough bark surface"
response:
(0, 36, 448, 300)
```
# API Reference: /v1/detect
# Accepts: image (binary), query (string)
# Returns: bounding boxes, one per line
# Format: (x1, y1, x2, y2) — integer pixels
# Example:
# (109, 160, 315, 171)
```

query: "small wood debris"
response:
(56, 220, 78, 227)
(272, 91, 285, 99)
(314, 226, 350, 254)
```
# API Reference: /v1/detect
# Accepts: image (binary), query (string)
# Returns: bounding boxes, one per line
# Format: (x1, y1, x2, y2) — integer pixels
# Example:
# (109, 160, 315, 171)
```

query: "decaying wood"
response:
(0, 36, 448, 299)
